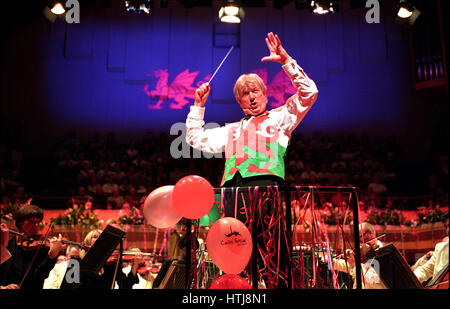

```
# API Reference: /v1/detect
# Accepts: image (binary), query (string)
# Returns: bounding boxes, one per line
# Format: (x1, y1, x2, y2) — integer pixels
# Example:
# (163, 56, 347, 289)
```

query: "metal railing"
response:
(185, 185, 363, 289)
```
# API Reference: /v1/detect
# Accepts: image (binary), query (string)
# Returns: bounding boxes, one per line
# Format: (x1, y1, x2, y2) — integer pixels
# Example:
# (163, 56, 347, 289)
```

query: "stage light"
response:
(397, 2, 413, 18)
(310, 0, 337, 15)
(43, 1, 66, 23)
(397, 6, 412, 18)
(50, 2, 66, 15)
(124, 0, 152, 14)
(394, 1, 420, 25)
(219, 0, 245, 23)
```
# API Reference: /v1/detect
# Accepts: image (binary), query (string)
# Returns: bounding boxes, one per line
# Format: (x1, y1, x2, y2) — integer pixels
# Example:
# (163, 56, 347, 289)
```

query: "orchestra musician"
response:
(328, 222, 386, 289)
(43, 245, 81, 289)
(413, 212, 449, 285)
(0, 204, 65, 289)
(120, 247, 153, 289)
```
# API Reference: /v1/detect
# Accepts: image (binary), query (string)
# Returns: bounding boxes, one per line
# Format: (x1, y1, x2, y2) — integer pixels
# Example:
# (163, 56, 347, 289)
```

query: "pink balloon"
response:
(209, 274, 252, 289)
(172, 175, 215, 219)
(206, 217, 252, 274)
(143, 186, 182, 228)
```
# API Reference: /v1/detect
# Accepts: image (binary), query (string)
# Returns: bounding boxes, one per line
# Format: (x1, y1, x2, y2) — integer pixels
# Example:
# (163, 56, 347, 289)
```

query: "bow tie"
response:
(243, 112, 266, 120)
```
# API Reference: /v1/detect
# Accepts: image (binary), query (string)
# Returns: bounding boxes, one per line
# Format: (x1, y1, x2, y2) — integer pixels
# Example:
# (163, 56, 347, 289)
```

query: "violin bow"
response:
(19, 222, 54, 289)
(8, 229, 25, 237)
(110, 238, 124, 289)
(60, 239, 90, 251)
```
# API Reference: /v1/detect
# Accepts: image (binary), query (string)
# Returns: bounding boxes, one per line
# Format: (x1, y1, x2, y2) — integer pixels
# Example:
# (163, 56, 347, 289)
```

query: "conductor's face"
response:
(236, 78, 267, 116)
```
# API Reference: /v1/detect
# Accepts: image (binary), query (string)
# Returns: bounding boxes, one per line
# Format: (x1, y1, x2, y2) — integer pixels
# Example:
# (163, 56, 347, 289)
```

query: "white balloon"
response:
(143, 186, 182, 228)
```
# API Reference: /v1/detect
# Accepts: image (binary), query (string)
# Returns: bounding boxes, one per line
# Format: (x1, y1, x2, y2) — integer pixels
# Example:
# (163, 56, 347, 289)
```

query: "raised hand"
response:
(194, 82, 211, 107)
(261, 32, 292, 65)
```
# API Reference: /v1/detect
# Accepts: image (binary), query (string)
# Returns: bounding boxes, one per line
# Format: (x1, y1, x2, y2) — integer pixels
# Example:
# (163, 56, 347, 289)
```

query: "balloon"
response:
(172, 175, 215, 219)
(206, 217, 252, 274)
(209, 274, 252, 289)
(143, 185, 182, 228)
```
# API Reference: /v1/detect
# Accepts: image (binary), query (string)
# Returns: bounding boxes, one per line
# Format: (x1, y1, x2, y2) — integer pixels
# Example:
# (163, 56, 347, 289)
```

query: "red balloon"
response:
(172, 175, 215, 219)
(206, 217, 252, 274)
(210, 274, 252, 289)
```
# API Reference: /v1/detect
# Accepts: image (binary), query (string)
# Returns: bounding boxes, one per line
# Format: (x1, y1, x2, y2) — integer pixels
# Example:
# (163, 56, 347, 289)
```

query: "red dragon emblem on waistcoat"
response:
(225, 114, 280, 175)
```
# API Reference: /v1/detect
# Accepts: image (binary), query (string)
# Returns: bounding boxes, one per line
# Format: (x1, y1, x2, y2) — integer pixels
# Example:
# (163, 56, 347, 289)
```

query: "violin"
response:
(426, 265, 449, 289)
(324, 233, 386, 264)
(359, 233, 386, 262)
(137, 261, 161, 276)
(17, 234, 90, 251)
(105, 250, 155, 266)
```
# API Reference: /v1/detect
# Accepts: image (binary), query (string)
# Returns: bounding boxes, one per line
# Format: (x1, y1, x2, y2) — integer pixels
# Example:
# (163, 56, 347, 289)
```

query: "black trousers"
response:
(222, 173, 291, 289)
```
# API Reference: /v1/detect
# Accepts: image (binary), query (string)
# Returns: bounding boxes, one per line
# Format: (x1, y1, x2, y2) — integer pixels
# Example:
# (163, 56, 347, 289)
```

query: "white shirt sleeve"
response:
(185, 105, 230, 153)
(414, 241, 449, 283)
(361, 263, 384, 289)
(43, 261, 68, 289)
(271, 59, 319, 135)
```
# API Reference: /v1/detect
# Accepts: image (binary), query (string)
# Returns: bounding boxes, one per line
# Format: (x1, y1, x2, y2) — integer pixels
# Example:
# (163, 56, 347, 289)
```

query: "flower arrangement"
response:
(365, 207, 405, 226)
(404, 219, 419, 228)
(320, 203, 353, 226)
(416, 206, 445, 225)
(50, 201, 101, 229)
(0, 202, 16, 223)
(110, 207, 145, 226)
(0, 198, 32, 224)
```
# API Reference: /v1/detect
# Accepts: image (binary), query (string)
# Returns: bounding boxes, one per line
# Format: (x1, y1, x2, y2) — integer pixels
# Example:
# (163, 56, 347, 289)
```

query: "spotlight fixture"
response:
(43, 1, 66, 23)
(219, 0, 245, 23)
(50, 2, 66, 15)
(397, 6, 413, 18)
(310, 0, 337, 15)
(124, 0, 152, 14)
(395, 0, 420, 25)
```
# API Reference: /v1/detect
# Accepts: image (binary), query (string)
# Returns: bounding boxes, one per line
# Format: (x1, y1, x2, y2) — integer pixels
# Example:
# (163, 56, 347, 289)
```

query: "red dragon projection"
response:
(143, 68, 297, 110)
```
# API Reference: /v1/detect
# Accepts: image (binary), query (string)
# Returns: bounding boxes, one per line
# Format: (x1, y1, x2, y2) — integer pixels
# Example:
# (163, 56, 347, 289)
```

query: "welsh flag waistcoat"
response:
(221, 112, 289, 186)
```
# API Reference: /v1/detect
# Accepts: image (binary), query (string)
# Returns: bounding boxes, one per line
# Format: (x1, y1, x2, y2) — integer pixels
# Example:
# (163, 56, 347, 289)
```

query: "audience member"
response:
(106, 186, 125, 209)
(125, 186, 140, 208)
(367, 173, 388, 197)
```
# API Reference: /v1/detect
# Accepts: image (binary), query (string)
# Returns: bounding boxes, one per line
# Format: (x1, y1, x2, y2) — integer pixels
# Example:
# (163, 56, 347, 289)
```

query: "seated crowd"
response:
(1, 131, 448, 290)
(1, 130, 448, 210)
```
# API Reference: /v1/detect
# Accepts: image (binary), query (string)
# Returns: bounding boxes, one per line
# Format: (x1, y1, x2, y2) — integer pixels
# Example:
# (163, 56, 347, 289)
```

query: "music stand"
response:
(80, 224, 126, 275)
(366, 243, 423, 289)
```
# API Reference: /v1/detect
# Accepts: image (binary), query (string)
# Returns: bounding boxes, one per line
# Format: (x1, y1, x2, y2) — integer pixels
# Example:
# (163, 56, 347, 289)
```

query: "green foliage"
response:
(0, 199, 32, 224)
(0, 201, 17, 223)
(417, 206, 445, 224)
(320, 205, 353, 226)
(110, 207, 145, 226)
(365, 208, 405, 226)
(50, 202, 101, 229)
